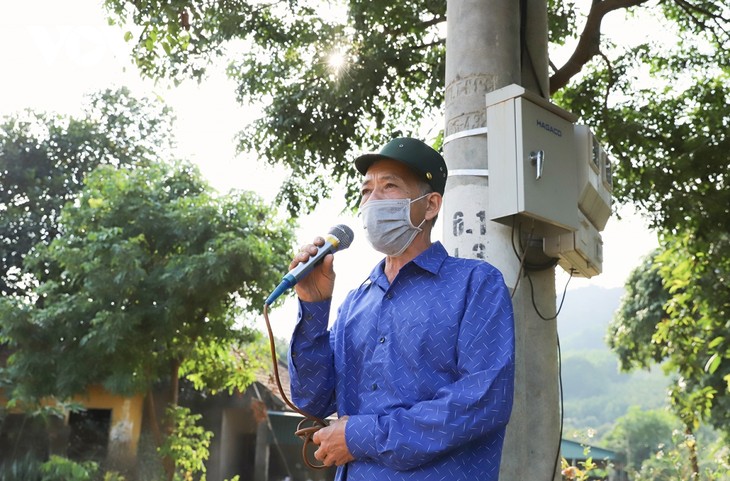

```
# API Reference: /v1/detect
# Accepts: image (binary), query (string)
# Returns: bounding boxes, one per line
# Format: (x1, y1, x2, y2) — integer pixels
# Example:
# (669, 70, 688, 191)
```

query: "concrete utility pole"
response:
(443, 1, 560, 480)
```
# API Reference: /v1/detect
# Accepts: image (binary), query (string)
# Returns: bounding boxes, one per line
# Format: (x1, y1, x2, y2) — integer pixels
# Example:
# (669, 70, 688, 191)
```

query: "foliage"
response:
(37, 455, 126, 481)
(606, 251, 668, 371)
(602, 407, 678, 471)
(0, 160, 294, 403)
(631, 428, 730, 481)
(158, 406, 212, 481)
(657, 233, 730, 437)
(552, 2, 730, 237)
(0, 453, 42, 481)
(608, 235, 730, 438)
(0, 87, 174, 297)
(179, 329, 267, 395)
(97, 0, 730, 472)
(39, 456, 99, 481)
(104, 0, 444, 213)
(103, 0, 616, 215)
(558, 68, 730, 237)
(561, 454, 598, 481)
(633, 448, 687, 481)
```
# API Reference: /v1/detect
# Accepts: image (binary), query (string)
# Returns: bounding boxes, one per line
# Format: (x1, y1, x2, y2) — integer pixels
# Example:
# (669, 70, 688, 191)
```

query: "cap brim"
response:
(354, 153, 389, 175)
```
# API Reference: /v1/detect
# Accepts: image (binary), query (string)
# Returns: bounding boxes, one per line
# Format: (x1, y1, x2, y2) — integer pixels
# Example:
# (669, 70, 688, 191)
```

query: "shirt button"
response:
(379, 336, 386, 343)
(371, 383, 378, 391)
(386, 293, 393, 299)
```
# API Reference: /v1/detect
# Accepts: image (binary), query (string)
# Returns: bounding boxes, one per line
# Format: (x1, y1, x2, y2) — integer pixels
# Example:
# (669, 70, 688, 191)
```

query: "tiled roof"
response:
(254, 360, 293, 411)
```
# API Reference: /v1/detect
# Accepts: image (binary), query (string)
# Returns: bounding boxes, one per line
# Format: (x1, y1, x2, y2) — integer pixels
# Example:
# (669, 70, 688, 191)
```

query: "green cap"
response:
(354, 137, 448, 195)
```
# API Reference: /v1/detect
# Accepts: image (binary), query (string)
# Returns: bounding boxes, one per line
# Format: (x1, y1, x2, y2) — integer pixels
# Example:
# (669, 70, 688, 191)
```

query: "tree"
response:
(606, 251, 669, 372)
(0, 161, 294, 476)
(103, 0, 730, 220)
(607, 240, 730, 475)
(602, 406, 678, 471)
(105, 0, 730, 462)
(609, 239, 730, 433)
(0, 87, 175, 297)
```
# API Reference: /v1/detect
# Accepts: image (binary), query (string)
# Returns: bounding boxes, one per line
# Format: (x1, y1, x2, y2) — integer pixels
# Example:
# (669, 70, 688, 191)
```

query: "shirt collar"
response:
(367, 241, 448, 285)
(411, 241, 448, 275)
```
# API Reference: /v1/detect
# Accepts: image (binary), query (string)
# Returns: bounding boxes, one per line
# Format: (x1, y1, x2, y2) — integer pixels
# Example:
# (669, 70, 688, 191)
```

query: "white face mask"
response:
(360, 194, 429, 256)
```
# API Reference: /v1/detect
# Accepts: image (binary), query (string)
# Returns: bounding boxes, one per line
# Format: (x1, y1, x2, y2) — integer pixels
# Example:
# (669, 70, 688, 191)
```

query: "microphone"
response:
(265, 224, 354, 305)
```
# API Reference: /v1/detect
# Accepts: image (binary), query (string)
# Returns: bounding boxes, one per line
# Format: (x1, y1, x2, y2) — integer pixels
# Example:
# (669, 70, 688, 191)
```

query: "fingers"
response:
(313, 447, 337, 467)
(312, 436, 334, 466)
(314, 447, 326, 461)
(289, 237, 326, 269)
(310, 418, 352, 467)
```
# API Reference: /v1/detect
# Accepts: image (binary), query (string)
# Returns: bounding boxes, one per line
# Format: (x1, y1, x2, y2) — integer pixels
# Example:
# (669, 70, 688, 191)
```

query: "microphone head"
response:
(328, 224, 354, 251)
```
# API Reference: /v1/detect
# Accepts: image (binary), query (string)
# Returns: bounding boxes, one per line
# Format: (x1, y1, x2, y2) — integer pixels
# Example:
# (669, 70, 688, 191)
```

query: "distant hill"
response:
(556, 285, 669, 437)
(558, 285, 624, 352)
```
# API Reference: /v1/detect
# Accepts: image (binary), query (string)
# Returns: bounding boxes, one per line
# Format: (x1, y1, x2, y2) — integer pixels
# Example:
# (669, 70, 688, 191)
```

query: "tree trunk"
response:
(145, 359, 182, 481)
(686, 425, 699, 479)
(161, 359, 182, 481)
(146, 387, 163, 448)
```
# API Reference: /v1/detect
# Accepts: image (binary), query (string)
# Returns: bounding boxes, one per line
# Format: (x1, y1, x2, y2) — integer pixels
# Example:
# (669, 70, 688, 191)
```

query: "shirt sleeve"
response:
(344, 270, 515, 471)
(288, 299, 337, 419)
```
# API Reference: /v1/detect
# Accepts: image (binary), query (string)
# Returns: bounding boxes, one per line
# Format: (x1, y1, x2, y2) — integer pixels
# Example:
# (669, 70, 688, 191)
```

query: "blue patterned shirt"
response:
(289, 241, 515, 481)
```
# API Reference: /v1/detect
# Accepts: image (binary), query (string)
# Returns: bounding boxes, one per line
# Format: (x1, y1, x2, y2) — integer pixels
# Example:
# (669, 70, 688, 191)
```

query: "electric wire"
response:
(526, 269, 573, 321)
(555, 333, 565, 480)
(510, 217, 559, 272)
(511, 232, 530, 299)
(509, 217, 570, 478)
(519, 0, 549, 98)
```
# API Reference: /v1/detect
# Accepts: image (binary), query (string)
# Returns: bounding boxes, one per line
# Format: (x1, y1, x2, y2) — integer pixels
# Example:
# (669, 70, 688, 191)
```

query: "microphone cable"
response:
(260, 224, 353, 470)
(262, 303, 329, 470)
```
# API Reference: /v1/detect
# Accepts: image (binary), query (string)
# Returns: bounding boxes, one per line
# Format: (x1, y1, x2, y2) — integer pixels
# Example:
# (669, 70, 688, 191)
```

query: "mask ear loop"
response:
(410, 193, 432, 231)
(409, 192, 431, 204)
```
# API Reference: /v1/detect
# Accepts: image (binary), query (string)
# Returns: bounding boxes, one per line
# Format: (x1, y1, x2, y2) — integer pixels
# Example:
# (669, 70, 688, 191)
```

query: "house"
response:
(1, 351, 333, 481)
(561, 439, 628, 481)
(181, 362, 335, 481)
(0, 385, 144, 475)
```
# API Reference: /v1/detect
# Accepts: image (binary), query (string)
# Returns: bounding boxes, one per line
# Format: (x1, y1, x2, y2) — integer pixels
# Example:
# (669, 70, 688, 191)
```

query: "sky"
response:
(0, 1, 659, 334)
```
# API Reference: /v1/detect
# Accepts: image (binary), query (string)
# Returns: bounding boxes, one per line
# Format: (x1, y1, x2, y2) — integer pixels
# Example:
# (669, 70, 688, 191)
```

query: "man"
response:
(288, 137, 515, 481)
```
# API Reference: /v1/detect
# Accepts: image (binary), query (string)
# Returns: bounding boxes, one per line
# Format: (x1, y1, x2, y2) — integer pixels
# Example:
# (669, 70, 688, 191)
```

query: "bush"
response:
(40, 456, 99, 481)
(0, 453, 43, 481)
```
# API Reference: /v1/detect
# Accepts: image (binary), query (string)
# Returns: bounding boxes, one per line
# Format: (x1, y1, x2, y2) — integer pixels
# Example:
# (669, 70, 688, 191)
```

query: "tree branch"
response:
(386, 14, 446, 39)
(549, 0, 651, 94)
(674, 0, 730, 41)
(419, 14, 447, 31)
(597, 49, 615, 112)
(408, 37, 446, 52)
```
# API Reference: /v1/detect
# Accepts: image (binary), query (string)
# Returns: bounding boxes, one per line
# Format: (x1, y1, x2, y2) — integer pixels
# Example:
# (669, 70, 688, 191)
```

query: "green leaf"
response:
(705, 353, 721, 374)
(708, 336, 724, 349)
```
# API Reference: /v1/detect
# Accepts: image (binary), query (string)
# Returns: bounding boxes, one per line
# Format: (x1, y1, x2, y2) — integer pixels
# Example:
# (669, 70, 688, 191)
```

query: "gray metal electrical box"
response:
(486, 84, 613, 278)
(486, 84, 580, 235)
(544, 212, 604, 278)
(574, 125, 612, 231)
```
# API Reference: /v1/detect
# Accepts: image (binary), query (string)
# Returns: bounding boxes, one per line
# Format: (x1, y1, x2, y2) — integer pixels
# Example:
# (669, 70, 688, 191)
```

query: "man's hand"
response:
(291, 237, 336, 303)
(313, 416, 354, 467)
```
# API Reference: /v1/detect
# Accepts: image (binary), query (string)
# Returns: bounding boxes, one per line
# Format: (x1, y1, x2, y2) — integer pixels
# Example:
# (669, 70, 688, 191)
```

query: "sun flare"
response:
(326, 48, 348, 77)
